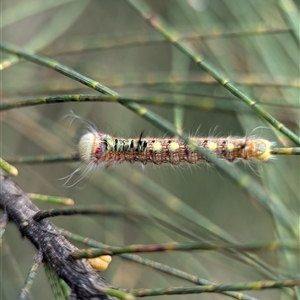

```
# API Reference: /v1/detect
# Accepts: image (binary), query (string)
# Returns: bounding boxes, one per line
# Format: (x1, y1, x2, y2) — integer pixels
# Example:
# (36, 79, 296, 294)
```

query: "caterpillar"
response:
(78, 131, 273, 167)
(62, 112, 274, 186)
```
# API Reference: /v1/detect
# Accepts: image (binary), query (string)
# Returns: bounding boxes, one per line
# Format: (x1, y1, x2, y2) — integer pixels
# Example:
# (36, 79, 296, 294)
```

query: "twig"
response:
(0, 175, 117, 300)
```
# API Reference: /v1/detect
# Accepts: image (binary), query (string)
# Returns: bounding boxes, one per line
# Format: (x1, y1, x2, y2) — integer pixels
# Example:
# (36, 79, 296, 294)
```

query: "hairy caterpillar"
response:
(62, 112, 274, 186)
(78, 132, 273, 167)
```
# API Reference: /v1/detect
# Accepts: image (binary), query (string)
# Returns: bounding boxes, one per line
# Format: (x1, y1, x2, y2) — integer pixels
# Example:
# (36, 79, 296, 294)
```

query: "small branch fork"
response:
(0, 175, 117, 300)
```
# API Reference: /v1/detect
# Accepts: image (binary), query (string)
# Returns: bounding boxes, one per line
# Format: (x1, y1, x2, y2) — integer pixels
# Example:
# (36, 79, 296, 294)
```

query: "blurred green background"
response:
(1, 1, 299, 299)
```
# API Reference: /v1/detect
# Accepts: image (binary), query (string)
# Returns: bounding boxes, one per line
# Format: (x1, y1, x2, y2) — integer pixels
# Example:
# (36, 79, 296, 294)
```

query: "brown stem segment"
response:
(0, 175, 116, 300)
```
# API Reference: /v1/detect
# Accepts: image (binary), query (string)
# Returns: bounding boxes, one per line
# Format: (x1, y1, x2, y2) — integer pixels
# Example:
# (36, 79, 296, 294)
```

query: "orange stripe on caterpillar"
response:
(78, 132, 273, 166)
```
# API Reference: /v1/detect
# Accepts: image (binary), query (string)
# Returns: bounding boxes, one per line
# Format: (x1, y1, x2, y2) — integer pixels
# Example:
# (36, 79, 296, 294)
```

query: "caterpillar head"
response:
(78, 132, 108, 164)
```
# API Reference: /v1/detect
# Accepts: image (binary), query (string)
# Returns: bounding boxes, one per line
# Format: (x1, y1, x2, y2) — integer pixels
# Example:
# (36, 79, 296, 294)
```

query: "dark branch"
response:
(0, 175, 117, 300)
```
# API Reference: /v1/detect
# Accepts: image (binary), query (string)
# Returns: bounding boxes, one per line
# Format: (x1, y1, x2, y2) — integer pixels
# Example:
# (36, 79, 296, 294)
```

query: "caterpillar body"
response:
(78, 132, 273, 167)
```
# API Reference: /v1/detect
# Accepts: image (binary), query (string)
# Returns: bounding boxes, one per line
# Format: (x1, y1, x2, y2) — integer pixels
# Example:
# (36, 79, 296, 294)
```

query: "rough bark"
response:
(0, 175, 117, 300)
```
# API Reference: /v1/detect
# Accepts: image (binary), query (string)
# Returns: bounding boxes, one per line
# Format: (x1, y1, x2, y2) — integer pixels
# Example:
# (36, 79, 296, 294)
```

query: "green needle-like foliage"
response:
(1, 1, 299, 300)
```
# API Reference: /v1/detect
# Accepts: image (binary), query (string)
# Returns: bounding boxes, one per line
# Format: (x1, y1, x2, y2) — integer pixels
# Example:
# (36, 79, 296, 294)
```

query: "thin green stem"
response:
(127, 279, 300, 296)
(271, 147, 300, 155)
(71, 240, 299, 258)
(100, 288, 135, 300)
(57, 279, 70, 299)
(0, 158, 18, 176)
(33, 205, 152, 221)
(43, 263, 65, 300)
(18, 251, 43, 300)
(5, 154, 78, 164)
(27, 193, 74, 206)
(3, 94, 298, 119)
(44, 25, 291, 57)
